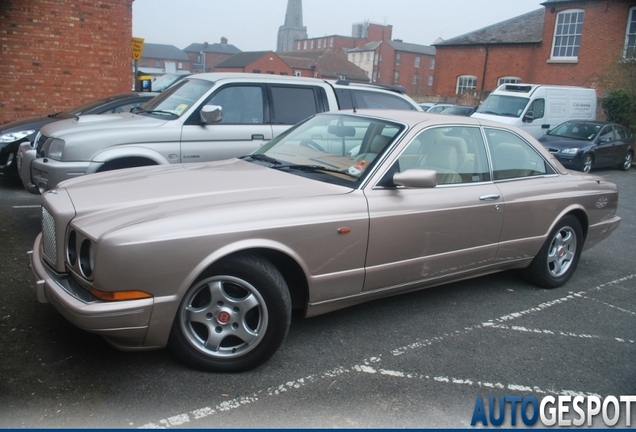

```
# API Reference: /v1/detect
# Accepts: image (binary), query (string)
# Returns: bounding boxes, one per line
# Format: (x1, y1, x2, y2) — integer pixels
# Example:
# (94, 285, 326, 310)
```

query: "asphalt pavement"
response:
(0, 168, 634, 428)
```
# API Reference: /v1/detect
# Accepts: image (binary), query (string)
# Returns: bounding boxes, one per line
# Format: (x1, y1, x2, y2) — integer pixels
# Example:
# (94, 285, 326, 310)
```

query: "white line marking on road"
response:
(12, 205, 40, 209)
(139, 274, 635, 428)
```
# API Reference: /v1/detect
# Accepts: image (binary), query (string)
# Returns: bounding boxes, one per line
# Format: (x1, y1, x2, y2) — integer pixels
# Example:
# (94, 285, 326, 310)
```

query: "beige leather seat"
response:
(353, 134, 392, 165)
(419, 143, 462, 184)
(492, 142, 531, 180)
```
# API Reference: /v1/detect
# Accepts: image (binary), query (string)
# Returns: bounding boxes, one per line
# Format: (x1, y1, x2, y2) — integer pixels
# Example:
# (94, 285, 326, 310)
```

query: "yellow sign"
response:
(132, 37, 145, 61)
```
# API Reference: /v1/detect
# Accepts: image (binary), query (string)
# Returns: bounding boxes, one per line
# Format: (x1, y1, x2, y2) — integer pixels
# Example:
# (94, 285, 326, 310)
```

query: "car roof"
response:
(319, 109, 504, 129)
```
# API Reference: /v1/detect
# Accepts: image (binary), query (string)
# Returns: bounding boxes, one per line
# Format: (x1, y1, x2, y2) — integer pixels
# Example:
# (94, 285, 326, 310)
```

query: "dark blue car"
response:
(538, 120, 634, 173)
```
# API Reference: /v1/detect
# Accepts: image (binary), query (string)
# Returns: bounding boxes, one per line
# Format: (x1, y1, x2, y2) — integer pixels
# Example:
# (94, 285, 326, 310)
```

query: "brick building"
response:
(347, 40, 436, 98)
(138, 43, 191, 80)
(0, 0, 134, 124)
(278, 50, 368, 82)
(214, 51, 294, 75)
(432, 0, 636, 103)
(183, 38, 241, 73)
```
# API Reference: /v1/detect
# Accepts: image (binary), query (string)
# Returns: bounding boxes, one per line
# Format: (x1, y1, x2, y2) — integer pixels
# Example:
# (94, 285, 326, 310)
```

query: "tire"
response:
(618, 152, 633, 171)
(168, 253, 291, 372)
(521, 215, 583, 289)
(580, 154, 593, 173)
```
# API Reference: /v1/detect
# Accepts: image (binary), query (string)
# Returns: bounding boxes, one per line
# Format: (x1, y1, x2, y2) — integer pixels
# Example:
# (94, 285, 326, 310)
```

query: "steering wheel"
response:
(299, 139, 326, 152)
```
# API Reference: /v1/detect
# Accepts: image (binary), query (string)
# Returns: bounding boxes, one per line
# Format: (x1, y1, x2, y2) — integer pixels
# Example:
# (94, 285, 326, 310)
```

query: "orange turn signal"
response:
(90, 287, 153, 301)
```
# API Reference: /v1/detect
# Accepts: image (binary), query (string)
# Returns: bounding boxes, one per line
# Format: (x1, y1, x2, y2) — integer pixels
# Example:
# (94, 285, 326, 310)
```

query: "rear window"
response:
(270, 86, 322, 125)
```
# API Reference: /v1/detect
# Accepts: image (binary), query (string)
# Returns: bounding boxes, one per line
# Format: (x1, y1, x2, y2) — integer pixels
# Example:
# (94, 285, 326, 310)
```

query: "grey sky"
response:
(132, 0, 544, 51)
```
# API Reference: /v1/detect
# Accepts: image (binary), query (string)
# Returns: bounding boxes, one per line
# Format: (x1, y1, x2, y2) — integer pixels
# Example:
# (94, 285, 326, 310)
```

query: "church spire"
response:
(277, 0, 307, 52)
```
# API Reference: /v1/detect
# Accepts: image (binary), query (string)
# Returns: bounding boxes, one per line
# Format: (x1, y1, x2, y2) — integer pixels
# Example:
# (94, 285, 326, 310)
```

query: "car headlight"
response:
(0, 129, 35, 143)
(79, 238, 95, 278)
(560, 148, 579, 155)
(43, 138, 65, 160)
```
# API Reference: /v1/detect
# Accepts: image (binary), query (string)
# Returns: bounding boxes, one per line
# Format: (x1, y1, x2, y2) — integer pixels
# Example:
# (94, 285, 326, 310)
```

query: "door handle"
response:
(479, 194, 501, 201)
(251, 134, 265, 140)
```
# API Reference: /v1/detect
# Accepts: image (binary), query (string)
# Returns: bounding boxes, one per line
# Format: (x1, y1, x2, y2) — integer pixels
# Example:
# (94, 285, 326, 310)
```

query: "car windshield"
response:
(60, 94, 133, 118)
(139, 78, 213, 117)
(547, 121, 601, 141)
(151, 73, 188, 92)
(476, 95, 529, 117)
(246, 113, 405, 186)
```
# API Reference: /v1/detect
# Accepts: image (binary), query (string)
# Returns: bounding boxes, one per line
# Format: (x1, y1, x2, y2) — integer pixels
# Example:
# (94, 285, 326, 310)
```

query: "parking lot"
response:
(0, 168, 634, 428)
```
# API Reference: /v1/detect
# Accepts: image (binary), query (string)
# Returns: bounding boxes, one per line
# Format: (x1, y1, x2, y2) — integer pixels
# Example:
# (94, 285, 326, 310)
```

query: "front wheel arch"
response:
(96, 157, 158, 172)
(521, 214, 584, 289)
(168, 252, 292, 372)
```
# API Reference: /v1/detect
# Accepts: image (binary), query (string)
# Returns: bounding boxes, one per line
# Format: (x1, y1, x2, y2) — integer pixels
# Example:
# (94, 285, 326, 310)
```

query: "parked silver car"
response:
(20, 73, 420, 194)
(29, 110, 621, 372)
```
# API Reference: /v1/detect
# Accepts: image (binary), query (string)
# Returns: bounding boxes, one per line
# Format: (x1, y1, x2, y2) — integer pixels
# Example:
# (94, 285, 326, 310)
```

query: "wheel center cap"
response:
(216, 310, 232, 325)
(557, 246, 566, 257)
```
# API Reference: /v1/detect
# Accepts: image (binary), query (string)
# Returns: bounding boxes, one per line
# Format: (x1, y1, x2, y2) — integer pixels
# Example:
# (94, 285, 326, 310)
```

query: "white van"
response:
(472, 84, 597, 139)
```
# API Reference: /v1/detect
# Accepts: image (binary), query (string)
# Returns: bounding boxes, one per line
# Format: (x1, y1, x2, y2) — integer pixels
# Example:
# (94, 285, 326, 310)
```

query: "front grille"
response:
(41, 206, 57, 265)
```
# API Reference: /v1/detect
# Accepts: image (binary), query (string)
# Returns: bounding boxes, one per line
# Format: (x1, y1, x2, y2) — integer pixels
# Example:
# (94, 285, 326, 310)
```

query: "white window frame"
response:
(625, 6, 636, 59)
(551, 9, 584, 60)
(430, 58, 435, 70)
(413, 73, 419, 85)
(428, 75, 433, 87)
(497, 76, 522, 86)
(456, 75, 477, 94)
(415, 56, 421, 68)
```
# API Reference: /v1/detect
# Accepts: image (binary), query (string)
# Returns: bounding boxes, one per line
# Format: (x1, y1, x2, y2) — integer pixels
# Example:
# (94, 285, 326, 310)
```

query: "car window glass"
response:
(351, 90, 416, 110)
(143, 79, 213, 117)
(270, 86, 318, 125)
(486, 128, 551, 180)
(208, 85, 264, 124)
(616, 125, 628, 140)
(104, 102, 144, 114)
(529, 98, 545, 119)
(395, 126, 490, 184)
(598, 126, 615, 142)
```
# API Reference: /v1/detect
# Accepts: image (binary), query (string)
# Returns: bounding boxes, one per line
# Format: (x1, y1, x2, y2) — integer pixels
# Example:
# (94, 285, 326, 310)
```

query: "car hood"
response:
(538, 135, 592, 150)
(55, 158, 352, 238)
(39, 112, 170, 139)
(0, 114, 56, 135)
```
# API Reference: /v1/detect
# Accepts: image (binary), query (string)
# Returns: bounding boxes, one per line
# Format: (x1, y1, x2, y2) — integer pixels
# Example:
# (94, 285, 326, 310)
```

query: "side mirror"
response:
(523, 111, 534, 123)
(393, 169, 438, 188)
(201, 105, 223, 124)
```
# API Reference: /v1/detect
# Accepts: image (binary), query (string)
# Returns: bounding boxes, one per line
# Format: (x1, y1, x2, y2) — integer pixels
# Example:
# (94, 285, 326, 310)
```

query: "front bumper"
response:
(17, 144, 39, 193)
(29, 233, 154, 348)
(553, 153, 583, 170)
(30, 157, 92, 194)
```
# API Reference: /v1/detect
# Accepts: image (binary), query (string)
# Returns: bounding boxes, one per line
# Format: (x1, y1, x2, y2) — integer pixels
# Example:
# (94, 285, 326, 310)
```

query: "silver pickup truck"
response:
(18, 73, 420, 194)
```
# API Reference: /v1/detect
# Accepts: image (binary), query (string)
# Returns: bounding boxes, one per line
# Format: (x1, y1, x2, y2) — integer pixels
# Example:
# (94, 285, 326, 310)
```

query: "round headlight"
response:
(79, 239, 94, 278)
(67, 230, 77, 266)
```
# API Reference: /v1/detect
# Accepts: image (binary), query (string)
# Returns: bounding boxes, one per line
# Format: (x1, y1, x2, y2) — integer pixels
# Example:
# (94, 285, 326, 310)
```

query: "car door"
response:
(484, 127, 564, 262)
(362, 125, 504, 292)
(612, 125, 631, 165)
(180, 84, 273, 162)
(593, 125, 616, 167)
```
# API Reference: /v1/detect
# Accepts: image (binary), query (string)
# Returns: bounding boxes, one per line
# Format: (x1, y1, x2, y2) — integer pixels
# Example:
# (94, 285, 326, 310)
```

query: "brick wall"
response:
(432, 1, 636, 100)
(0, 0, 134, 124)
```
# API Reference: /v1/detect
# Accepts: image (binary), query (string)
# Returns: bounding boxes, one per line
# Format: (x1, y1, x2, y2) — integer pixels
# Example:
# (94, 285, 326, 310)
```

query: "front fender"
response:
(88, 147, 173, 173)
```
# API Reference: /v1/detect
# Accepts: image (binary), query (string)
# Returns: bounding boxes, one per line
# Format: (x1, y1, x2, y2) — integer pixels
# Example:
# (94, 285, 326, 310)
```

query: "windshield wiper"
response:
(240, 154, 281, 165)
(273, 164, 359, 179)
(132, 106, 178, 117)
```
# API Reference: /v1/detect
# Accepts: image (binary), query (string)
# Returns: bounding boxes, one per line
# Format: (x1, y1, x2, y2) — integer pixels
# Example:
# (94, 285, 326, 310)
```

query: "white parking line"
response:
(12, 205, 40, 209)
(139, 273, 636, 429)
